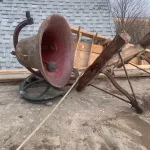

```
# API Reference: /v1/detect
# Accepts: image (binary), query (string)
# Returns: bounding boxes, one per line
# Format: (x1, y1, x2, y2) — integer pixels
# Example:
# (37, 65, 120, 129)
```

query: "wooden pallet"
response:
(71, 26, 150, 70)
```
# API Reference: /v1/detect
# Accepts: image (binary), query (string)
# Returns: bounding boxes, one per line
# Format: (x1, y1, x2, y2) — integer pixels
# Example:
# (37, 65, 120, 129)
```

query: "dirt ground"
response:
(0, 77, 150, 150)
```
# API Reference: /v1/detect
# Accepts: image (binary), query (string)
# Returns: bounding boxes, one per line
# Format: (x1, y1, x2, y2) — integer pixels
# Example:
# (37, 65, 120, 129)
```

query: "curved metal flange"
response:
(20, 75, 64, 104)
(102, 70, 143, 114)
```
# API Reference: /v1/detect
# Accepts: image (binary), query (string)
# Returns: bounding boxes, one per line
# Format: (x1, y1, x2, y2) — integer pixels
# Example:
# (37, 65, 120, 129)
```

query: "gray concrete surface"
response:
(0, 77, 150, 150)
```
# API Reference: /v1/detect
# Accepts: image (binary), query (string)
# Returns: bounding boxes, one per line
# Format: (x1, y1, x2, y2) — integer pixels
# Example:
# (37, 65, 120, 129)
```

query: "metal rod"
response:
(129, 62, 150, 75)
(90, 84, 131, 104)
(103, 71, 142, 113)
(118, 52, 137, 101)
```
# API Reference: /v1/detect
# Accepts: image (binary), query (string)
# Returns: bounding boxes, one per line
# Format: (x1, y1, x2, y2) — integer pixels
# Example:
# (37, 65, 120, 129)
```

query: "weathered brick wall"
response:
(0, 0, 115, 69)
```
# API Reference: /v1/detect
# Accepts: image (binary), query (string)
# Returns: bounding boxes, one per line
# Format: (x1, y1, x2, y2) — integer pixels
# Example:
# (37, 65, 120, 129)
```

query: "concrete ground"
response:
(0, 77, 150, 150)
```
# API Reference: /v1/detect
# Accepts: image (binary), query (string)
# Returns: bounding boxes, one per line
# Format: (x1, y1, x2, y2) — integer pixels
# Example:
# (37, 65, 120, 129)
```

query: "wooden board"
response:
(0, 69, 30, 74)
(0, 67, 149, 83)
(92, 44, 103, 54)
(130, 57, 139, 64)
(88, 53, 99, 66)
(74, 42, 103, 69)
(75, 50, 90, 69)
(74, 42, 103, 53)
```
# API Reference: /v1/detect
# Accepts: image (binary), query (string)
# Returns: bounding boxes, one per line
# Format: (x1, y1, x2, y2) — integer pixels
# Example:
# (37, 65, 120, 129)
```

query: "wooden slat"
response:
(88, 35, 104, 65)
(74, 42, 104, 68)
(88, 33, 97, 66)
(130, 57, 139, 64)
(76, 51, 90, 69)
(0, 64, 149, 83)
(76, 42, 91, 52)
(74, 27, 82, 68)
(74, 42, 103, 53)
(0, 69, 30, 74)
(70, 26, 109, 41)
(0, 68, 149, 83)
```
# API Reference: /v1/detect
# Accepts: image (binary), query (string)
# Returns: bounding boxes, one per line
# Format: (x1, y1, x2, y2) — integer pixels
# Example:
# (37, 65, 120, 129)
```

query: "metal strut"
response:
(89, 84, 131, 104)
(118, 52, 137, 101)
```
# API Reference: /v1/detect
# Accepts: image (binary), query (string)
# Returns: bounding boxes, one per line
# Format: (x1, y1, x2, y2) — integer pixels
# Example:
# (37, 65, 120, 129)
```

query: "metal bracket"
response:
(12, 11, 43, 77)
(12, 11, 33, 52)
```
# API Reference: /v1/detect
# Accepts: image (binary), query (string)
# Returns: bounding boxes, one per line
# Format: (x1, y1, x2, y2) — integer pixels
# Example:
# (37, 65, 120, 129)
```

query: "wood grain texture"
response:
(70, 26, 109, 41)
(76, 32, 131, 91)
